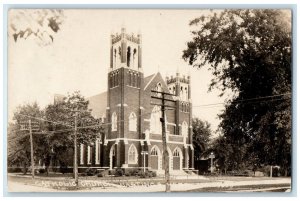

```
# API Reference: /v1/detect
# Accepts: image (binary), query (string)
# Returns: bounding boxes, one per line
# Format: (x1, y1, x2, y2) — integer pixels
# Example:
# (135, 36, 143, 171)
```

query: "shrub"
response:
(109, 169, 115, 175)
(115, 168, 124, 177)
(139, 170, 155, 178)
(22, 167, 29, 175)
(60, 165, 68, 174)
(85, 168, 97, 176)
(39, 168, 46, 174)
(135, 169, 144, 177)
(149, 171, 157, 177)
(125, 169, 136, 176)
(7, 167, 22, 173)
(140, 172, 146, 178)
(97, 173, 104, 177)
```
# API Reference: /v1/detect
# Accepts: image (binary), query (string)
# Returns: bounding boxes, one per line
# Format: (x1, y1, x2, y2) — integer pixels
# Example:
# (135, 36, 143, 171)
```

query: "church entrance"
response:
(172, 147, 183, 170)
(150, 145, 162, 170)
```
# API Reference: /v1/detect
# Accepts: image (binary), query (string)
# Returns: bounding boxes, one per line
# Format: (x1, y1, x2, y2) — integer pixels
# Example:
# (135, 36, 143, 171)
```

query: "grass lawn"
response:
(186, 183, 291, 192)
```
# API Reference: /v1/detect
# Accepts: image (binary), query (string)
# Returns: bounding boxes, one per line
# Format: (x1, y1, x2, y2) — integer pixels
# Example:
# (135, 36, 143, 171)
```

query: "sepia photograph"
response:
(6, 7, 293, 194)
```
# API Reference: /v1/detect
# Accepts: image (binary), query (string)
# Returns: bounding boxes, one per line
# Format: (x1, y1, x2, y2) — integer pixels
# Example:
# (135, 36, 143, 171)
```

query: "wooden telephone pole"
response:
(20, 119, 40, 179)
(151, 90, 176, 192)
(29, 120, 34, 179)
(73, 111, 79, 187)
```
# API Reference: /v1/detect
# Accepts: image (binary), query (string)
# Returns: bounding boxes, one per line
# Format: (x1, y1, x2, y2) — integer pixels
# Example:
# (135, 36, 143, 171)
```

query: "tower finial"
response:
(176, 66, 180, 76)
(121, 22, 126, 33)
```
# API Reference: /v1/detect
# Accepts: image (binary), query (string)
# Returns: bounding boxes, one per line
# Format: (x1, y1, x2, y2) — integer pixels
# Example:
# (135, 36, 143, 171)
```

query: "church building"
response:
(81, 27, 194, 173)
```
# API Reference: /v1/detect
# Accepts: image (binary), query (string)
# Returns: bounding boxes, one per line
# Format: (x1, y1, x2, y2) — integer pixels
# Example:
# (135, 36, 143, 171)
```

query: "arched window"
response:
(150, 106, 162, 134)
(110, 75, 113, 88)
(133, 48, 137, 68)
(137, 74, 140, 88)
(180, 86, 183, 99)
(150, 146, 159, 156)
(132, 73, 136, 87)
(185, 87, 188, 101)
(114, 49, 117, 68)
(115, 72, 119, 86)
(173, 148, 180, 157)
(112, 74, 115, 87)
(95, 138, 101, 164)
(128, 144, 138, 164)
(80, 144, 84, 165)
(129, 112, 137, 131)
(87, 145, 91, 164)
(182, 121, 188, 137)
(112, 112, 117, 131)
(127, 46, 131, 67)
(155, 83, 162, 97)
(135, 74, 138, 87)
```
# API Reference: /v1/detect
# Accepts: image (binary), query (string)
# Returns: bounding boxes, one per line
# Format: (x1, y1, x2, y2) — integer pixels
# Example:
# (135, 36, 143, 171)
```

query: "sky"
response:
(8, 9, 229, 133)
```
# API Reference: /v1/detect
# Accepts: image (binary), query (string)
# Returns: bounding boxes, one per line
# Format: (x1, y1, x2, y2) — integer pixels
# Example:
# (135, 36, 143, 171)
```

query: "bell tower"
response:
(105, 27, 144, 169)
(110, 27, 142, 71)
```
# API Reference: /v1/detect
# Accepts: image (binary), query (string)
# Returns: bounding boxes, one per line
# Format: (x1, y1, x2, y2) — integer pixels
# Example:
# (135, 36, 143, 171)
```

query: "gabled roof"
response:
(87, 91, 107, 118)
(143, 73, 156, 90)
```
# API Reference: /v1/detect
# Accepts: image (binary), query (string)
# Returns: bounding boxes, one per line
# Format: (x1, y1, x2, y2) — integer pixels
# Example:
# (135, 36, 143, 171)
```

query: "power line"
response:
(18, 114, 73, 128)
(192, 93, 291, 108)
(12, 93, 291, 132)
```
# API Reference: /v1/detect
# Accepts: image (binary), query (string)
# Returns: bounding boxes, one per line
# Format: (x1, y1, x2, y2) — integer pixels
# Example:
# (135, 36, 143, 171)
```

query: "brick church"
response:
(80, 27, 194, 173)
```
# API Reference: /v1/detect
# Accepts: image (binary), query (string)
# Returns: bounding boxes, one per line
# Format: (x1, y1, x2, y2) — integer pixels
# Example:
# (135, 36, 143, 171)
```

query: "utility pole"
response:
(270, 165, 273, 178)
(151, 90, 176, 192)
(20, 119, 39, 179)
(74, 111, 79, 187)
(209, 152, 215, 174)
(29, 119, 35, 179)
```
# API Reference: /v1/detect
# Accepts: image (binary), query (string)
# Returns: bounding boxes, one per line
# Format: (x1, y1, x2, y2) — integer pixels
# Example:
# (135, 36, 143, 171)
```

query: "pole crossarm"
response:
(151, 96, 176, 102)
(151, 90, 175, 96)
(150, 103, 176, 108)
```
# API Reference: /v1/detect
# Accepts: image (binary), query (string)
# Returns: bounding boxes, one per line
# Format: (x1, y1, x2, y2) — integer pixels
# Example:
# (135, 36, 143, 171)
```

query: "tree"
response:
(183, 10, 291, 175)
(8, 92, 104, 175)
(7, 102, 45, 174)
(44, 91, 103, 172)
(208, 136, 234, 174)
(192, 118, 212, 160)
(9, 9, 65, 45)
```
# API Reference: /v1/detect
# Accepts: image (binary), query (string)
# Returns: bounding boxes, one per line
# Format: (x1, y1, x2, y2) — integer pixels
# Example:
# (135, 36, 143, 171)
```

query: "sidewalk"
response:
(7, 175, 291, 192)
(76, 177, 291, 192)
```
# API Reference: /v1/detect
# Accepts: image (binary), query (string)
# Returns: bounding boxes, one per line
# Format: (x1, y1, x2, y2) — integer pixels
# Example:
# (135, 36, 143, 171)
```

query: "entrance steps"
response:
(155, 170, 191, 176)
